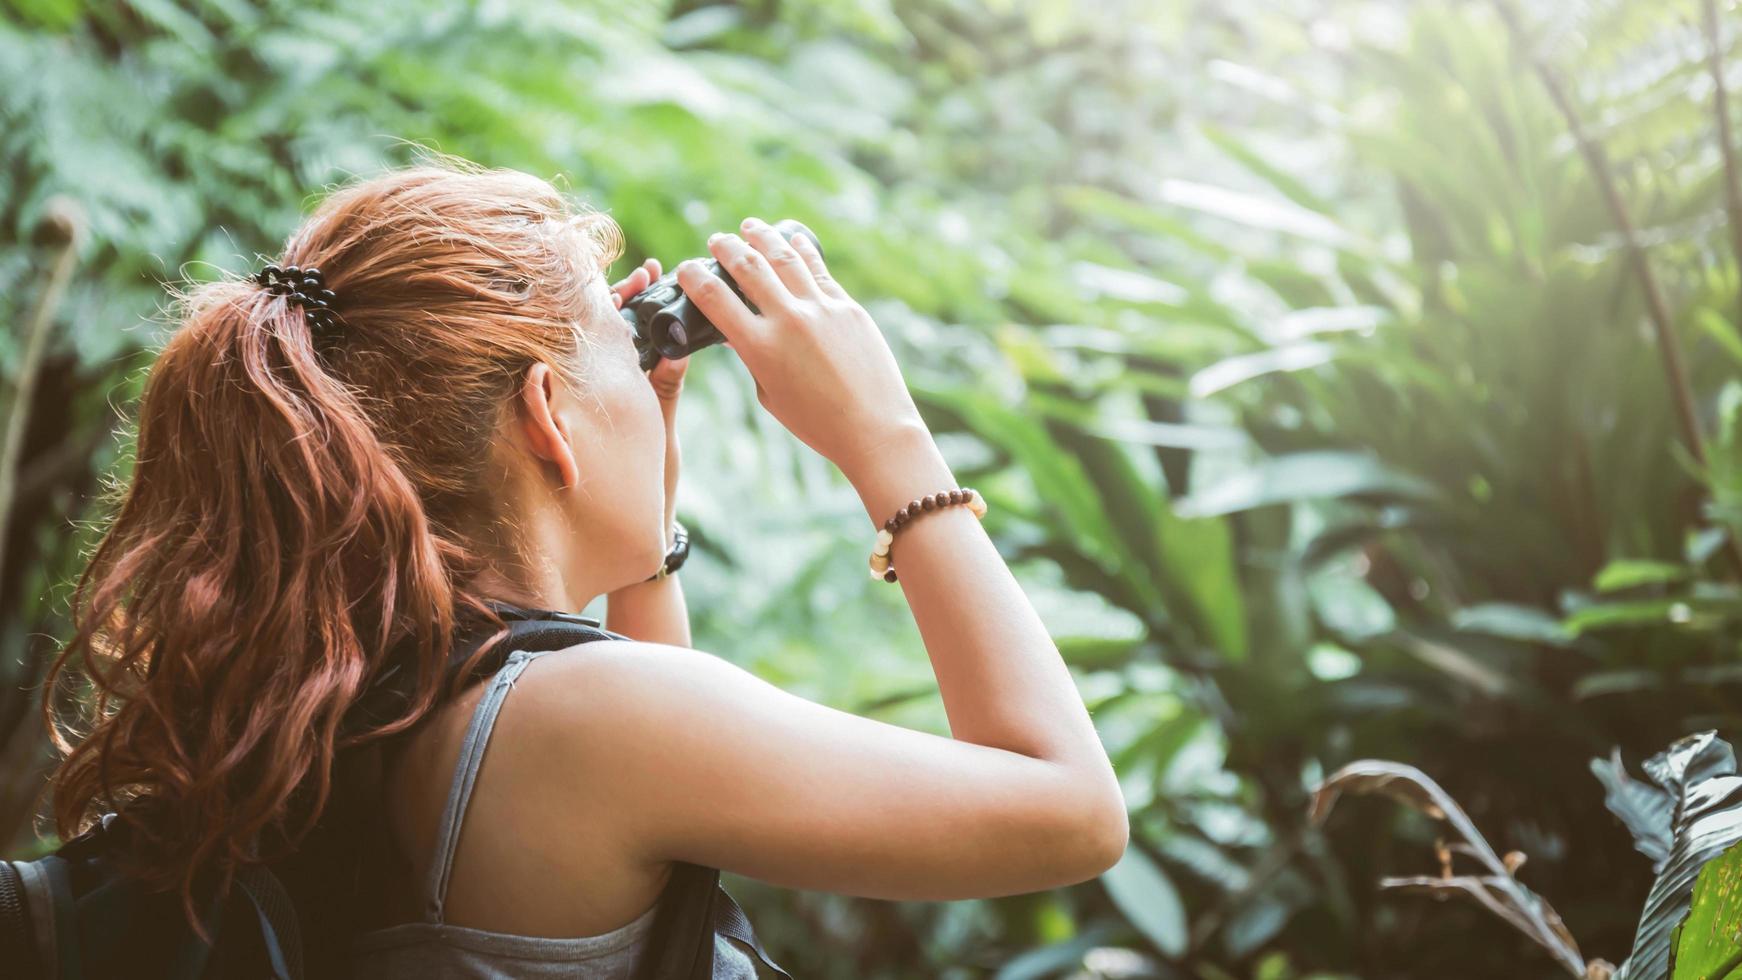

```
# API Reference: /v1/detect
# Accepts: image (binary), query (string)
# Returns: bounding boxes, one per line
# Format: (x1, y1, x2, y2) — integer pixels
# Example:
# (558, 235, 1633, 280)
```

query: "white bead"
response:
(873, 538, 890, 557)
(876, 528, 894, 549)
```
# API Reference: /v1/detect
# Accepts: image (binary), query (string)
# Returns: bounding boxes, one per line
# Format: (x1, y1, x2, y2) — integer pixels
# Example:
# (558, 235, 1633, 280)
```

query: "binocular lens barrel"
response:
(621, 219, 824, 372)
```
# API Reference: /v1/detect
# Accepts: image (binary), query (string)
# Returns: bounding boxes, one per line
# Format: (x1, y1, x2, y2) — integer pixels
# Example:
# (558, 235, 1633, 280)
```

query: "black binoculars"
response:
(620, 219, 824, 372)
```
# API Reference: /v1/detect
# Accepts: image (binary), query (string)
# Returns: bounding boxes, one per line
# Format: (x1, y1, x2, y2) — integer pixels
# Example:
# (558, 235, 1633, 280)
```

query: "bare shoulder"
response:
(478, 639, 785, 866)
(519, 637, 752, 687)
(510, 638, 772, 737)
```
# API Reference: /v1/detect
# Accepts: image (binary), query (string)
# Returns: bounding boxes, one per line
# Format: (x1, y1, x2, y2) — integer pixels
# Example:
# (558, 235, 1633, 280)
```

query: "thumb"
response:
(649, 354, 689, 402)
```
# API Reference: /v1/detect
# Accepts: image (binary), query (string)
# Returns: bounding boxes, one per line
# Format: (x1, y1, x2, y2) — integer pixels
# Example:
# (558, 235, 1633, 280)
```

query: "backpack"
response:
(0, 817, 304, 980)
(1, 600, 792, 979)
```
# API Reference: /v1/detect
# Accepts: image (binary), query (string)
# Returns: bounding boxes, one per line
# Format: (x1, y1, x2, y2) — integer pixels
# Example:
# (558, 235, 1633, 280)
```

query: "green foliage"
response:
(1612, 734, 1742, 980)
(1100, 846, 1188, 960)
(1673, 841, 1742, 980)
(8, 0, 1742, 976)
(1313, 733, 1742, 980)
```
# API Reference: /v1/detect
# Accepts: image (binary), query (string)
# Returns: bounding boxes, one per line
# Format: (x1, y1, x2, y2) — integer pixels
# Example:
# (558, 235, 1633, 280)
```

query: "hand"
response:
(611, 257, 686, 542)
(673, 217, 925, 483)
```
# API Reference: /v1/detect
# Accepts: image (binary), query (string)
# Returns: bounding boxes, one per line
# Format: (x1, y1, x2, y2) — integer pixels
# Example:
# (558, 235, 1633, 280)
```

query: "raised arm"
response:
(514, 218, 1127, 898)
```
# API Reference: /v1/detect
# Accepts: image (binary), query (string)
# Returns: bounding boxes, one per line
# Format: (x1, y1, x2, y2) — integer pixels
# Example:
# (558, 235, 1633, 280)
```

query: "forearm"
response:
(606, 571, 693, 647)
(843, 423, 1114, 778)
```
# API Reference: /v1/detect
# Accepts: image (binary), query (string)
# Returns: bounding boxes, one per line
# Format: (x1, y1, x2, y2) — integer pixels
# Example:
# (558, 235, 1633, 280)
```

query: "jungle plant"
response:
(1312, 730, 1742, 980)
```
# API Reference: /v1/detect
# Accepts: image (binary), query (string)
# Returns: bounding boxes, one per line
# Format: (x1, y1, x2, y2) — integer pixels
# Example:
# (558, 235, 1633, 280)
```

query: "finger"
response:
(619, 266, 651, 296)
(740, 217, 822, 301)
(676, 258, 763, 350)
(707, 232, 792, 315)
(643, 256, 661, 281)
(610, 265, 651, 306)
(789, 233, 848, 301)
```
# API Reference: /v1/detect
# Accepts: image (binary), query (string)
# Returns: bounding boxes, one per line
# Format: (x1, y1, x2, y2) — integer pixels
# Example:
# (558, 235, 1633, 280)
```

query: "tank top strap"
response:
(422, 647, 555, 924)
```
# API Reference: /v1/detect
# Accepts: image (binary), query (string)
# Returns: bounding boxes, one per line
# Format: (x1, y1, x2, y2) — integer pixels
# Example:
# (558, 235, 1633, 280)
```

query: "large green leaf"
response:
(1189, 342, 1338, 398)
(1101, 845, 1188, 959)
(1157, 178, 1360, 250)
(1670, 841, 1742, 979)
(1614, 733, 1742, 980)
(1452, 603, 1575, 648)
(1595, 560, 1690, 593)
(1175, 451, 1438, 518)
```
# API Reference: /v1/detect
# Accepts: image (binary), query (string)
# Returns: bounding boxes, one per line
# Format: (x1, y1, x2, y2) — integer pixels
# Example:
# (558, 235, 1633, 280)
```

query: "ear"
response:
(517, 362, 581, 491)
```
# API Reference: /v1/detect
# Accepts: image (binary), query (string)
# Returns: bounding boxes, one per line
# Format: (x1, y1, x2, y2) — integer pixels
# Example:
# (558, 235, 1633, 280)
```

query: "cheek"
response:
(601, 354, 665, 472)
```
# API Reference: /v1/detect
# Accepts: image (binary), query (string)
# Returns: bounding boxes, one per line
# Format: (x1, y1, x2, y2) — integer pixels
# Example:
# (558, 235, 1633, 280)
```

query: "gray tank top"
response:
(346, 647, 766, 978)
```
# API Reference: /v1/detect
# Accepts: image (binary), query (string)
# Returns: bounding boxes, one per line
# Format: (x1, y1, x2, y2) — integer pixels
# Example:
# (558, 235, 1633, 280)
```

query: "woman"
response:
(44, 154, 1128, 977)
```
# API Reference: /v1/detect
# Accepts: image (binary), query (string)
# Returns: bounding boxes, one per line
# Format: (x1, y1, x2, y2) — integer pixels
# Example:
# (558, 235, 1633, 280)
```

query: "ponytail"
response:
(42, 155, 624, 938)
(45, 282, 455, 935)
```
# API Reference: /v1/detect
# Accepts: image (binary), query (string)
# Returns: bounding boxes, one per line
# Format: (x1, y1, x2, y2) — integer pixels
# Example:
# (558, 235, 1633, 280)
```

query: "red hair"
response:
(43, 153, 625, 937)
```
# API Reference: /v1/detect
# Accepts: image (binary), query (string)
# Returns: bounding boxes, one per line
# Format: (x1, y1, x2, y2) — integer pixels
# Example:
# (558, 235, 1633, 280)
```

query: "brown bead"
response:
(903, 502, 918, 519)
(884, 568, 897, 582)
(934, 491, 949, 508)
(949, 489, 962, 504)
(921, 496, 935, 511)
(884, 516, 896, 532)
(962, 488, 975, 502)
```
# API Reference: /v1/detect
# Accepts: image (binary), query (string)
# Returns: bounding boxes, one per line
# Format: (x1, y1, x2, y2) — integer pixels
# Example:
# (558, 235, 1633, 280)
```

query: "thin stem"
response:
(1703, 0, 1742, 331)
(0, 201, 81, 849)
(0, 199, 82, 601)
(1492, 0, 1742, 575)
(1700, 0, 1742, 579)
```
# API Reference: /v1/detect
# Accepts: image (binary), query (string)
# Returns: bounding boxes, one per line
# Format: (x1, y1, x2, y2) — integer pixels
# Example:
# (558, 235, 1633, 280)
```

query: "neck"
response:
(467, 564, 591, 616)
(465, 500, 602, 616)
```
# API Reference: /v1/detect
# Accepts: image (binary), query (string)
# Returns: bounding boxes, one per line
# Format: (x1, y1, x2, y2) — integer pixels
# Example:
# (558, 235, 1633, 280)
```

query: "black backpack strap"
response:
(633, 862, 717, 980)
(233, 865, 303, 980)
(341, 601, 626, 740)
(41, 855, 79, 980)
(632, 862, 793, 980)
(712, 884, 792, 979)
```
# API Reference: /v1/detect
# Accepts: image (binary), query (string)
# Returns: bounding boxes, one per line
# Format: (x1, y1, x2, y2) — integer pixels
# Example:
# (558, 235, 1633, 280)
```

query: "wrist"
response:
(642, 518, 689, 583)
(845, 425, 956, 529)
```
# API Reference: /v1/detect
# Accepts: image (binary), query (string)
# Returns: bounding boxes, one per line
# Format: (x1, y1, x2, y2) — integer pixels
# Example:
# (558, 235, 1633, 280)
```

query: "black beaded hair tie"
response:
(253, 263, 341, 334)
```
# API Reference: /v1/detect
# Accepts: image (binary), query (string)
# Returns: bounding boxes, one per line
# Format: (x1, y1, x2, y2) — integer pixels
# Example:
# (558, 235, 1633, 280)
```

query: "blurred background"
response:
(5, 0, 1742, 977)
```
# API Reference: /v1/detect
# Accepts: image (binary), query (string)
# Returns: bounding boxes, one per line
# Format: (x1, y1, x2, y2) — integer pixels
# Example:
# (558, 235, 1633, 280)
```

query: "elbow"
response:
(1082, 790, 1130, 876)
(1055, 774, 1129, 883)
(1001, 763, 1130, 892)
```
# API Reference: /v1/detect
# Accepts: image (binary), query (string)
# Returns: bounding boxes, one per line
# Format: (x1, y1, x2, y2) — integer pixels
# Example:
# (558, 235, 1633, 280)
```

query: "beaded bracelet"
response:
(869, 487, 987, 583)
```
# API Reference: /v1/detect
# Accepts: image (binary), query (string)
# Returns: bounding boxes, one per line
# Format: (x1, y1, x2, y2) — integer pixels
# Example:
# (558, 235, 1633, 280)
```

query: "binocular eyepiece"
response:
(619, 219, 823, 372)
